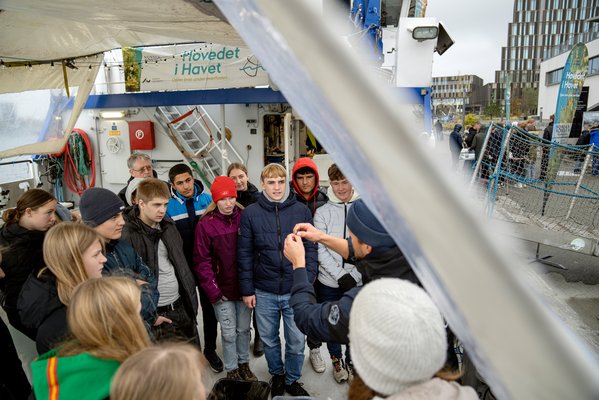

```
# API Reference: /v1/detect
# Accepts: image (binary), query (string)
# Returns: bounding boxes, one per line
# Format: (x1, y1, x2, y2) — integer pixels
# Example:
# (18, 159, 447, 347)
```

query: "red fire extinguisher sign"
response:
(128, 121, 155, 150)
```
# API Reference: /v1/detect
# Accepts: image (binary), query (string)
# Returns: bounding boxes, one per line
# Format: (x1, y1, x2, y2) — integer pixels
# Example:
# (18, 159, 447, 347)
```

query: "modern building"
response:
(538, 37, 599, 135)
(431, 74, 486, 118)
(493, 0, 599, 115)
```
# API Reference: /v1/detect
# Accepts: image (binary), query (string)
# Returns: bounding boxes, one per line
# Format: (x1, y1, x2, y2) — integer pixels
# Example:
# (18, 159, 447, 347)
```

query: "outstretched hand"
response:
(293, 223, 323, 243)
(284, 233, 305, 269)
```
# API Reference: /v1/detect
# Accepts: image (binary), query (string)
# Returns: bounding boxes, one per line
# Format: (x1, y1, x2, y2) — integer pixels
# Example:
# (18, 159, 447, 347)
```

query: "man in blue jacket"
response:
(238, 163, 318, 397)
(286, 199, 460, 378)
(285, 198, 419, 344)
(165, 163, 223, 373)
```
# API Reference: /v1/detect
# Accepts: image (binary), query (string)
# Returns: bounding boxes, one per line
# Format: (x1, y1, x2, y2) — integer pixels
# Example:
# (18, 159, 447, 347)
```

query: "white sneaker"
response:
(309, 348, 326, 373)
(331, 356, 348, 383)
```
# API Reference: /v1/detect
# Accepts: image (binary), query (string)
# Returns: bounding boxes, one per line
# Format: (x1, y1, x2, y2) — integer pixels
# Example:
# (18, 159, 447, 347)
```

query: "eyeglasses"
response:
(131, 165, 152, 173)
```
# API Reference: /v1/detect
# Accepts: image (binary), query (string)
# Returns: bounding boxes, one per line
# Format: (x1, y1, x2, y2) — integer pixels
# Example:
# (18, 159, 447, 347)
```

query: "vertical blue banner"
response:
(504, 73, 510, 122)
(546, 42, 588, 181)
(552, 43, 588, 144)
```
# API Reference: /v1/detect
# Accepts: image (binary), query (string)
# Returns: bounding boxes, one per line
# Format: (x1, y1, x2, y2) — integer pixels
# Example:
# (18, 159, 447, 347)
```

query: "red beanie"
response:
(211, 176, 237, 203)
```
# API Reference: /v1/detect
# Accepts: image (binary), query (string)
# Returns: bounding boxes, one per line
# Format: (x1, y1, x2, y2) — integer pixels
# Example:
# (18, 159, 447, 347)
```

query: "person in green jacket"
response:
(32, 276, 151, 400)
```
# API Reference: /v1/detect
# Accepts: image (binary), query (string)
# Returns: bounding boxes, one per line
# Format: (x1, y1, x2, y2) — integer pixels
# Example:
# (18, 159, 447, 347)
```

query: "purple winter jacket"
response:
(193, 206, 242, 303)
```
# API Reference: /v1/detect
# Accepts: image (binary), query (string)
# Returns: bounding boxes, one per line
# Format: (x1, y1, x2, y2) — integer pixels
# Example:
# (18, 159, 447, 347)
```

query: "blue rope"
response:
(486, 169, 599, 200)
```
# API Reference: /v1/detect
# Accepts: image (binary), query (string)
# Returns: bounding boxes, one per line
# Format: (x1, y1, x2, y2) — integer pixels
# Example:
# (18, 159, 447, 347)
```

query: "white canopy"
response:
(0, 0, 243, 157)
(0, 0, 243, 62)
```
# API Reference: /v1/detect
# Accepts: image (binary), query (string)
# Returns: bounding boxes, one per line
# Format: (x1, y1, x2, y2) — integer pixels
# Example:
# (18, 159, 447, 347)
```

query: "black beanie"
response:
(79, 188, 125, 227)
(346, 199, 396, 248)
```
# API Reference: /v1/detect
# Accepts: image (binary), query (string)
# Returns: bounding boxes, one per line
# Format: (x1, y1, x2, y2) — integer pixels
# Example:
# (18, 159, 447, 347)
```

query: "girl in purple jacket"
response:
(193, 176, 257, 381)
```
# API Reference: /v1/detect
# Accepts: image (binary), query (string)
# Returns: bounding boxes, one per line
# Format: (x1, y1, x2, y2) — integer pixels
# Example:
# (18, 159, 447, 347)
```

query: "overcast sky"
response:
(427, 0, 515, 84)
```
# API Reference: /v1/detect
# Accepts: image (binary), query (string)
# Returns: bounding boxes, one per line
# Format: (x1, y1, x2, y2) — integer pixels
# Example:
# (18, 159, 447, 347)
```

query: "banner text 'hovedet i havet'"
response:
(123, 44, 269, 92)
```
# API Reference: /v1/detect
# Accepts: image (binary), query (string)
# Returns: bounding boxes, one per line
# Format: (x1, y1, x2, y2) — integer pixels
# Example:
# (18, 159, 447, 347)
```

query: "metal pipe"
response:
(93, 116, 104, 188)
(565, 144, 594, 220)
(220, 104, 226, 175)
(284, 112, 291, 181)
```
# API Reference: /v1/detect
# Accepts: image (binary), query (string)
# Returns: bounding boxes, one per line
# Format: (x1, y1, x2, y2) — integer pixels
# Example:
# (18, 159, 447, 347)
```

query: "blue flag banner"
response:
(504, 73, 510, 122)
(552, 43, 588, 144)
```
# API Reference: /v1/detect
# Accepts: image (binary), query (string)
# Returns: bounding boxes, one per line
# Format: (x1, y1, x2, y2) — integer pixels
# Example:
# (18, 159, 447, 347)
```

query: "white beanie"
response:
(349, 278, 447, 396)
(125, 178, 144, 206)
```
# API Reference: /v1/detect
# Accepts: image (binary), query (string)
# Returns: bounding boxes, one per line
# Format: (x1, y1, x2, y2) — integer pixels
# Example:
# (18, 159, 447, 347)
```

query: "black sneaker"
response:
(285, 381, 310, 397)
(204, 351, 224, 373)
(270, 374, 285, 397)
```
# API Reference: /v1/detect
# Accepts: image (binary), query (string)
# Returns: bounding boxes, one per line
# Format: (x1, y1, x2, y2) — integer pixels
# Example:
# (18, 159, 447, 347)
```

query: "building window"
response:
(588, 56, 599, 76)
(546, 68, 563, 85)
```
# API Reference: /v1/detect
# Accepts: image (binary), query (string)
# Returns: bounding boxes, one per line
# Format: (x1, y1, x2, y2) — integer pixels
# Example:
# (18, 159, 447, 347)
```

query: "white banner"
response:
(124, 44, 268, 92)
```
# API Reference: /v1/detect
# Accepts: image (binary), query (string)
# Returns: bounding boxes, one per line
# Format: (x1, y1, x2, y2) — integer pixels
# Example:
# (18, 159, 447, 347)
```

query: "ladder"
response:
(154, 105, 244, 185)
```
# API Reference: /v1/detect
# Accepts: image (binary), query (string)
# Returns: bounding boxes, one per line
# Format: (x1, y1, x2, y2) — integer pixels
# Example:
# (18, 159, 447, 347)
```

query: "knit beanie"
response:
(125, 178, 144, 206)
(210, 176, 237, 203)
(79, 188, 125, 227)
(349, 278, 447, 396)
(346, 199, 396, 248)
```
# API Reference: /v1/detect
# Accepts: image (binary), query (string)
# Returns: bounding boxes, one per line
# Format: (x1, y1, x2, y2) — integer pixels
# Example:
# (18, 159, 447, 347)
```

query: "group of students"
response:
(0, 152, 479, 399)
(0, 197, 205, 399)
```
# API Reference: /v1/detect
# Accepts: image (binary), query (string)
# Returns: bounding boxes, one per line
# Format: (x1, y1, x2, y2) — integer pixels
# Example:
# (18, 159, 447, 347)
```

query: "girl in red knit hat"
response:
(193, 176, 257, 381)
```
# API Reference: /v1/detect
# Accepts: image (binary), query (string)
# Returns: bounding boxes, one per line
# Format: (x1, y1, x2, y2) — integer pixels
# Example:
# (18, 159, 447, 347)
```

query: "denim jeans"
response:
(212, 300, 251, 372)
(315, 282, 350, 363)
(254, 289, 305, 385)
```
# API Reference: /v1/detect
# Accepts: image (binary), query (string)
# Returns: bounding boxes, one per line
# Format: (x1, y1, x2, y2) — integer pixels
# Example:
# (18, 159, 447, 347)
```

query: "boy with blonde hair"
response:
(238, 164, 318, 397)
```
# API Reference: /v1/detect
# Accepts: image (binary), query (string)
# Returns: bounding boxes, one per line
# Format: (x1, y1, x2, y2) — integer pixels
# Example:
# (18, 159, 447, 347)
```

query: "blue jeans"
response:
(255, 289, 305, 385)
(315, 282, 350, 363)
(213, 300, 251, 372)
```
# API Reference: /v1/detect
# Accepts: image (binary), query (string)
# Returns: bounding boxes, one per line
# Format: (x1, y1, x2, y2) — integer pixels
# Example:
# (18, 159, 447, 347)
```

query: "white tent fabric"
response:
(0, 62, 100, 95)
(0, 64, 99, 158)
(0, 0, 242, 158)
(0, 0, 242, 62)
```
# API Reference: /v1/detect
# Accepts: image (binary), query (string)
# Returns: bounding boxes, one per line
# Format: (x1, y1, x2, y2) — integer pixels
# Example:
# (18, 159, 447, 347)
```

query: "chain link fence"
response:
(470, 123, 599, 243)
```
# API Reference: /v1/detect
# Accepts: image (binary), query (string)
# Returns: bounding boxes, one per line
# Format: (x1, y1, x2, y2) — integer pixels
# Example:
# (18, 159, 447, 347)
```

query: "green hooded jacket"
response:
(32, 349, 120, 400)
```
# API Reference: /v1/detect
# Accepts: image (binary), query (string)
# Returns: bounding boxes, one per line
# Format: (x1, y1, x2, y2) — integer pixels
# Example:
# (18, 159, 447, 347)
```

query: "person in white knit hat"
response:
(348, 278, 477, 400)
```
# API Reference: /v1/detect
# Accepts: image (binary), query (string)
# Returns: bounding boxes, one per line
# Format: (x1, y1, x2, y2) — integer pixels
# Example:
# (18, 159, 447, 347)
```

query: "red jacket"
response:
(291, 157, 328, 215)
(193, 207, 242, 303)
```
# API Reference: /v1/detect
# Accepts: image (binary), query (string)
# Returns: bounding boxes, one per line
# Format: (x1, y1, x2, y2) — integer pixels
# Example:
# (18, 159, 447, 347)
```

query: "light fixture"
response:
(100, 110, 126, 119)
(412, 26, 439, 41)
